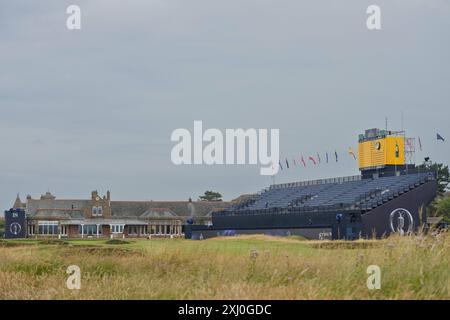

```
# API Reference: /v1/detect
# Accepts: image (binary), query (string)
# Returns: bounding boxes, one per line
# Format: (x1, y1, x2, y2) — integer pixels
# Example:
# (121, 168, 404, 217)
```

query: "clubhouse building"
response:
(8, 190, 230, 239)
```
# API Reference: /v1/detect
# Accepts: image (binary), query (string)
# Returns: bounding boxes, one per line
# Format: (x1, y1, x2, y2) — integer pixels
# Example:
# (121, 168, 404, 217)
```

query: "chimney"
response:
(107, 190, 111, 201)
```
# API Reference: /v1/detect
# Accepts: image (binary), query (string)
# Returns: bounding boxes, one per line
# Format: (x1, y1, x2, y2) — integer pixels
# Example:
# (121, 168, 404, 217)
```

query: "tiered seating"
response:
(222, 172, 434, 216)
(249, 183, 335, 210)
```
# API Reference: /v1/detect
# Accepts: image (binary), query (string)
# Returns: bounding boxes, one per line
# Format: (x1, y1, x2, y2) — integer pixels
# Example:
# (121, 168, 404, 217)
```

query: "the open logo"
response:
(9, 222, 22, 236)
(389, 208, 413, 235)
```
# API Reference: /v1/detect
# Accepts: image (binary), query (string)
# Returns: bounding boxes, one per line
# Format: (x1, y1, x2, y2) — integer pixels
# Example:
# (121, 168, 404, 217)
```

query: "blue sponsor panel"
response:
(4, 209, 26, 239)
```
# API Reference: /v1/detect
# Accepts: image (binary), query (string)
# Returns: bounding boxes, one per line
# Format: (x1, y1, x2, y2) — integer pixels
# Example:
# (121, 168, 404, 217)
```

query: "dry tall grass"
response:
(0, 231, 448, 300)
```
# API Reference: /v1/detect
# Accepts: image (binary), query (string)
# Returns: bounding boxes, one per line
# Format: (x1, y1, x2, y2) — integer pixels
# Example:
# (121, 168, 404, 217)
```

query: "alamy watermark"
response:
(366, 5, 381, 30)
(64, 4, 380, 32)
(66, 5, 81, 30)
(66, 265, 81, 290)
(366, 265, 381, 290)
(170, 121, 280, 175)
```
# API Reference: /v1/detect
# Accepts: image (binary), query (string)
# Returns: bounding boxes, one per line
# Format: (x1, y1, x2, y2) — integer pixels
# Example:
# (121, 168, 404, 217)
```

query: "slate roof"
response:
(25, 197, 231, 220)
(140, 208, 177, 218)
(110, 201, 229, 218)
(27, 199, 89, 215)
(13, 194, 25, 209)
(34, 209, 84, 219)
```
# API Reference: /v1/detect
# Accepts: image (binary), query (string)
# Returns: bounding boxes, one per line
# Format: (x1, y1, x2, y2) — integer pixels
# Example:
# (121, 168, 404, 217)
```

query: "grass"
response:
(0, 232, 448, 299)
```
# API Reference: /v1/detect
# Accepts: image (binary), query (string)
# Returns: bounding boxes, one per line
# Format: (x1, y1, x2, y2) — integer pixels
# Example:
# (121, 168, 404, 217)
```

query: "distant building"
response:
(8, 191, 230, 239)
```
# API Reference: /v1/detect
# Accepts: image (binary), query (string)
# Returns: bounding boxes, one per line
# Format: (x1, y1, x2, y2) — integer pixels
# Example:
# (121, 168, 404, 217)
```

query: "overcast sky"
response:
(1, 0, 449, 211)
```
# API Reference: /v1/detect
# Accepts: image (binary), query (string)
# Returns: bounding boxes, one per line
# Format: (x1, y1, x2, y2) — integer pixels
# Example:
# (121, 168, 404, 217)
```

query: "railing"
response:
(213, 203, 359, 217)
(269, 175, 362, 190)
(270, 170, 435, 191)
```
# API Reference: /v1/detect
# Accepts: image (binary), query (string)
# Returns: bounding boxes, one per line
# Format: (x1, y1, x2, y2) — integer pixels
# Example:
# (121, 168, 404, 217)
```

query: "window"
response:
(110, 224, 124, 234)
(28, 224, 35, 235)
(129, 226, 138, 235)
(60, 225, 67, 236)
(79, 225, 101, 235)
(92, 206, 103, 216)
(38, 221, 58, 235)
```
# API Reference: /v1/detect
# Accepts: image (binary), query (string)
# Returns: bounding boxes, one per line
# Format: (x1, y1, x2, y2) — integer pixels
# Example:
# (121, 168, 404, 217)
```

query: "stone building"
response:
(12, 191, 230, 239)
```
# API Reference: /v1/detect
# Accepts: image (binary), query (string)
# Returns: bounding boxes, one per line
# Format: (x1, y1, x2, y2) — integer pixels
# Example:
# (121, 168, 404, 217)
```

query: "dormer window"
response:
(92, 206, 103, 216)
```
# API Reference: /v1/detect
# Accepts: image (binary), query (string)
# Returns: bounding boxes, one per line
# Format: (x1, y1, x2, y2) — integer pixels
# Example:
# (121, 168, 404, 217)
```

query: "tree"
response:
(417, 162, 449, 195)
(435, 196, 450, 222)
(0, 219, 4, 238)
(199, 191, 223, 202)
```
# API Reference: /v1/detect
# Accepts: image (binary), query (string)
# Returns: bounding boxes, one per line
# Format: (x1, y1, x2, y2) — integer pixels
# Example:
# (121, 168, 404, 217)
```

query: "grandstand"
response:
(225, 172, 434, 213)
(187, 128, 438, 240)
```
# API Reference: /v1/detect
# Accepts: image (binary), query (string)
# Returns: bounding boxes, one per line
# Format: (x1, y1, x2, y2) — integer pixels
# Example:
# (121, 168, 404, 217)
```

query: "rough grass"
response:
(0, 231, 448, 300)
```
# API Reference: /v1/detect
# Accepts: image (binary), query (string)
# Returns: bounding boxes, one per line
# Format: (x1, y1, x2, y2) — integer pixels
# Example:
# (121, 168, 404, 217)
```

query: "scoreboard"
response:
(358, 129, 405, 170)
(4, 209, 26, 239)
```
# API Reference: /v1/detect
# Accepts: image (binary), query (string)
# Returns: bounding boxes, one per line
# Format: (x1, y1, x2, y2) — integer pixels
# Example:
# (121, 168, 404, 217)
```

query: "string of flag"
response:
(275, 134, 445, 172)
(277, 148, 349, 171)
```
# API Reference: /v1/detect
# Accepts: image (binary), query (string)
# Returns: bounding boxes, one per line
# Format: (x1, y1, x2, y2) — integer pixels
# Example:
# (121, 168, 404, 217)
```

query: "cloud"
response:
(0, 0, 449, 210)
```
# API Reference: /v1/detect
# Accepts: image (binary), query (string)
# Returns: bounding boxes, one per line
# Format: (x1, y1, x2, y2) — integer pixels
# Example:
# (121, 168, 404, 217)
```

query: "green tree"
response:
(435, 197, 450, 222)
(0, 219, 4, 238)
(199, 191, 223, 202)
(417, 162, 449, 195)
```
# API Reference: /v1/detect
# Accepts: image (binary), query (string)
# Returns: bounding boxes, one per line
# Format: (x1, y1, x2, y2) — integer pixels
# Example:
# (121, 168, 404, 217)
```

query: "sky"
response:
(0, 0, 449, 212)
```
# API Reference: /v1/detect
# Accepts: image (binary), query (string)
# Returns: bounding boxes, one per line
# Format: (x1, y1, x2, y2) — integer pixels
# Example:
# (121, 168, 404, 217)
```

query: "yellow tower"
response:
(358, 128, 405, 171)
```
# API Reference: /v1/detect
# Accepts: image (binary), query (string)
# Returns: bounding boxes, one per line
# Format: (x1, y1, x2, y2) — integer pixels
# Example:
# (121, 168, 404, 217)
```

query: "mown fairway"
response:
(0, 232, 449, 299)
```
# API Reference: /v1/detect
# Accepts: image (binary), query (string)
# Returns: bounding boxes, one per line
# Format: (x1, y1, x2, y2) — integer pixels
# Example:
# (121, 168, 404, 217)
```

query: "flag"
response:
(348, 147, 356, 160)
(437, 133, 445, 142)
(316, 153, 321, 164)
(301, 155, 306, 167)
(326, 152, 329, 163)
(285, 158, 289, 169)
(278, 161, 283, 170)
(308, 156, 317, 165)
(334, 150, 338, 162)
(418, 137, 422, 151)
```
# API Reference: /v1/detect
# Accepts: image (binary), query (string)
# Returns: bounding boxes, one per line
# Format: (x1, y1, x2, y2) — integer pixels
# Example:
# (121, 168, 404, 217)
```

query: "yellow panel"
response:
(358, 140, 373, 168)
(385, 136, 405, 165)
(358, 136, 404, 169)
(372, 138, 386, 167)
(358, 138, 383, 169)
